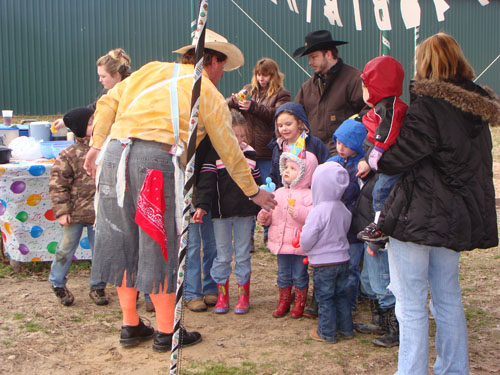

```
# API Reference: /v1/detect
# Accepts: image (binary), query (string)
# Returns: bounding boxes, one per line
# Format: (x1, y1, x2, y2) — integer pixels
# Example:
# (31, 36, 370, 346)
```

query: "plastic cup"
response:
(2, 110, 13, 127)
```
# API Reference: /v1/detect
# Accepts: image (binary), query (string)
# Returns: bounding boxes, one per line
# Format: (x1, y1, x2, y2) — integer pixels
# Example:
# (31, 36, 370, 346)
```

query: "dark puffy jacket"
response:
(228, 84, 291, 159)
(49, 137, 95, 224)
(378, 79, 500, 251)
(195, 144, 262, 219)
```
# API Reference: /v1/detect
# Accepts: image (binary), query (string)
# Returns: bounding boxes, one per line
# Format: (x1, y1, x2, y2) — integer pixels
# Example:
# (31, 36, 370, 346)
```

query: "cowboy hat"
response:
(173, 29, 244, 71)
(293, 30, 347, 58)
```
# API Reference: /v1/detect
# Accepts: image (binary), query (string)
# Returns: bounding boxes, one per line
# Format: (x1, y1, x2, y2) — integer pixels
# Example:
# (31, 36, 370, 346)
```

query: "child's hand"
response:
(288, 206, 295, 218)
(356, 159, 371, 178)
(58, 214, 71, 226)
(257, 210, 271, 225)
(193, 208, 207, 223)
(238, 99, 251, 111)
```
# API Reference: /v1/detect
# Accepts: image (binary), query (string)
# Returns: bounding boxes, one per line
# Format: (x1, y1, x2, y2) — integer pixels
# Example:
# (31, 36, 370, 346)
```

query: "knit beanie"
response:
(63, 107, 94, 138)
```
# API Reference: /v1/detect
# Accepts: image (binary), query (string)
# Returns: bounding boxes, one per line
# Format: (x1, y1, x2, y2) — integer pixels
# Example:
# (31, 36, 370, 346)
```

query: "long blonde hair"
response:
(96, 48, 132, 79)
(415, 33, 474, 81)
(250, 57, 285, 98)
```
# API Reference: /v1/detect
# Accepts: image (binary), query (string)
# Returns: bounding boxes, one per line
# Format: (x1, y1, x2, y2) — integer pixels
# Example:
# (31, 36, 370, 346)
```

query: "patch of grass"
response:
(22, 321, 44, 332)
(2, 340, 12, 347)
(71, 316, 83, 322)
(13, 312, 25, 320)
(70, 261, 92, 272)
(183, 360, 260, 375)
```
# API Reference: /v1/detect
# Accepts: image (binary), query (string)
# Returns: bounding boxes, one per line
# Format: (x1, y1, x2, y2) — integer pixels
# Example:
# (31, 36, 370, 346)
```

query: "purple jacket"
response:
(300, 161, 351, 265)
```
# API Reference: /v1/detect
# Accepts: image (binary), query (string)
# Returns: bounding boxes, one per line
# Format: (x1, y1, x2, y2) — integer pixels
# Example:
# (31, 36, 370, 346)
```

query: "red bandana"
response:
(135, 169, 168, 262)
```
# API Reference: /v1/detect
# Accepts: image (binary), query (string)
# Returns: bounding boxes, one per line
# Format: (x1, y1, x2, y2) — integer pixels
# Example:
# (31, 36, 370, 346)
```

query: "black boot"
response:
(120, 319, 155, 347)
(152, 327, 202, 352)
(354, 299, 385, 334)
(372, 307, 399, 348)
(303, 290, 318, 319)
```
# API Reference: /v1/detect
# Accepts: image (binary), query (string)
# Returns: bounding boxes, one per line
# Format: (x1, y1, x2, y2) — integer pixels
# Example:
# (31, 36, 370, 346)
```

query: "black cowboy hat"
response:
(293, 30, 348, 58)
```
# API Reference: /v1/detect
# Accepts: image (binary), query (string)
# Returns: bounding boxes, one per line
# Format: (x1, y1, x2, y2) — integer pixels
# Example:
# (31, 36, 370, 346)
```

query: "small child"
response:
(269, 102, 330, 189)
(356, 56, 408, 245)
(300, 161, 352, 343)
(257, 138, 318, 318)
(48, 107, 108, 306)
(193, 110, 262, 314)
(329, 119, 368, 312)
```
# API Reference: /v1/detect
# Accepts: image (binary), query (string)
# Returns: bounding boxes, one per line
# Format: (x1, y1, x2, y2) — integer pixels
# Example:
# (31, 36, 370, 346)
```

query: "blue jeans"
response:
(211, 216, 253, 285)
(346, 242, 364, 310)
(360, 243, 395, 310)
(184, 211, 217, 300)
(49, 223, 105, 289)
(372, 173, 402, 212)
(313, 263, 353, 342)
(388, 237, 468, 375)
(276, 254, 309, 289)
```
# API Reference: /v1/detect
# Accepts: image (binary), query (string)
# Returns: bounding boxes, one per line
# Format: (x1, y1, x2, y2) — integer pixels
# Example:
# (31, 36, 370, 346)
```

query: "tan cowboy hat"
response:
(173, 29, 244, 71)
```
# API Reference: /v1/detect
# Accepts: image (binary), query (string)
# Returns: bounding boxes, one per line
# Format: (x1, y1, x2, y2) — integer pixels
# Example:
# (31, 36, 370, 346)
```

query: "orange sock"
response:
(116, 273, 139, 326)
(150, 287, 176, 334)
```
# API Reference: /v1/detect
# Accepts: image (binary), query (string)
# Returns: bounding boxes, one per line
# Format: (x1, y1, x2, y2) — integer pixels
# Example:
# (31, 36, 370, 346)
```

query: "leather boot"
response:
(234, 279, 250, 314)
(214, 280, 229, 314)
(290, 286, 308, 318)
(303, 290, 318, 318)
(372, 307, 399, 347)
(354, 299, 385, 334)
(272, 285, 292, 318)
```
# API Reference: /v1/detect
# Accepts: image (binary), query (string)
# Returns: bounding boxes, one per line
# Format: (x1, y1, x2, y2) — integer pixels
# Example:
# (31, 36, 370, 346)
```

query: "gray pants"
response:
(91, 139, 178, 294)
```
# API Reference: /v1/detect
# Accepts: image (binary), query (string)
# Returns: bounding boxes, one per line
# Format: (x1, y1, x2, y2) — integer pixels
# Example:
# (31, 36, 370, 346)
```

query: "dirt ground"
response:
(1, 171, 500, 375)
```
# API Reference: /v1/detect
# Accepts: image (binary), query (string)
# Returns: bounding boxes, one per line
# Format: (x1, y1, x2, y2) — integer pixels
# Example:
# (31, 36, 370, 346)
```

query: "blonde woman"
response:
(378, 33, 500, 374)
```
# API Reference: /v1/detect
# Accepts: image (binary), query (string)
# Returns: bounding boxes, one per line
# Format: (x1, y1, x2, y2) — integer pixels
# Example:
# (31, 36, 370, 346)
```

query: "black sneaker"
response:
(89, 288, 109, 306)
(357, 222, 388, 242)
(152, 327, 202, 352)
(52, 286, 74, 306)
(120, 319, 155, 347)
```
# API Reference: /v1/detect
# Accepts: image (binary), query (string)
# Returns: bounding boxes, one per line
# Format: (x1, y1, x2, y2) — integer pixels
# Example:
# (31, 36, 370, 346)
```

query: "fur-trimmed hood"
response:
(410, 80, 500, 133)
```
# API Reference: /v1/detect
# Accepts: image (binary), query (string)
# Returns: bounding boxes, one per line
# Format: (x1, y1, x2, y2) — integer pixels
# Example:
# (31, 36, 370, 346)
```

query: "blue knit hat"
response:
(274, 102, 310, 130)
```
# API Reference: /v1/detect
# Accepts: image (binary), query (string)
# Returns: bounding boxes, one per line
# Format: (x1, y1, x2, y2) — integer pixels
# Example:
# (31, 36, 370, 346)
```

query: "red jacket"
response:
(361, 56, 408, 151)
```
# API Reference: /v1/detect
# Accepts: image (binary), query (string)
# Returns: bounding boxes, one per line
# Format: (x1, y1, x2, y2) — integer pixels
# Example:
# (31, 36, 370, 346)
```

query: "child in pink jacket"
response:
(257, 141, 318, 319)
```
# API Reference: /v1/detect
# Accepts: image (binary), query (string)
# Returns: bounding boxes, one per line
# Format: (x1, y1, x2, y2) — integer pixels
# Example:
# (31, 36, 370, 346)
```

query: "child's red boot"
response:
(214, 280, 229, 314)
(234, 279, 250, 314)
(272, 285, 293, 318)
(290, 286, 308, 318)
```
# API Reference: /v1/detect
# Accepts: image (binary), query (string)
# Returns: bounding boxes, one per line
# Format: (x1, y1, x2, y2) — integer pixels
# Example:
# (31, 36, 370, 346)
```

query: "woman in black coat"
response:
(377, 33, 500, 375)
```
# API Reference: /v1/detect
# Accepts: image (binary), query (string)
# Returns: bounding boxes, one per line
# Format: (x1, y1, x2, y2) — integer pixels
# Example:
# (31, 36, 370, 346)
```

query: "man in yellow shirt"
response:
(84, 30, 276, 352)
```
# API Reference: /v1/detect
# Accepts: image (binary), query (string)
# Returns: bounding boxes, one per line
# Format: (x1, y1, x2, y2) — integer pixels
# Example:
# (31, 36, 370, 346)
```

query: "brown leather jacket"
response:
(295, 59, 366, 154)
(49, 137, 95, 224)
(228, 84, 291, 159)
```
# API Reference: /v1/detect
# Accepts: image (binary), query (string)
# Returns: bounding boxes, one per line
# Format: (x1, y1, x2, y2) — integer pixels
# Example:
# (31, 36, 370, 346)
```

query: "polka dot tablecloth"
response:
(0, 160, 92, 262)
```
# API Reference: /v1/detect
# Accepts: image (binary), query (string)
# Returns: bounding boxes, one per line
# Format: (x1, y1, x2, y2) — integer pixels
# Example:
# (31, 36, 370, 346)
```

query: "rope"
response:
(169, 1, 208, 373)
(474, 53, 500, 82)
(230, 0, 311, 78)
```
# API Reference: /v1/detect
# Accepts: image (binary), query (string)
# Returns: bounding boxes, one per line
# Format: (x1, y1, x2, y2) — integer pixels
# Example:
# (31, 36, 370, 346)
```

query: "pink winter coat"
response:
(257, 151, 318, 256)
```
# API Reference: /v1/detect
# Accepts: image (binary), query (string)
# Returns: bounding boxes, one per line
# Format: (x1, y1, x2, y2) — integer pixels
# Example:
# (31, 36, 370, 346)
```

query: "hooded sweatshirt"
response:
(360, 56, 408, 153)
(257, 150, 318, 256)
(300, 162, 351, 265)
(269, 102, 330, 188)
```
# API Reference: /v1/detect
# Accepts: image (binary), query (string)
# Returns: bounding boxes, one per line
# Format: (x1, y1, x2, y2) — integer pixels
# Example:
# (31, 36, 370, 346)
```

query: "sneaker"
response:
(309, 329, 337, 344)
(357, 222, 388, 242)
(89, 288, 109, 306)
(120, 319, 155, 347)
(186, 298, 207, 312)
(152, 327, 202, 352)
(52, 286, 74, 306)
(204, 294, 217, 307)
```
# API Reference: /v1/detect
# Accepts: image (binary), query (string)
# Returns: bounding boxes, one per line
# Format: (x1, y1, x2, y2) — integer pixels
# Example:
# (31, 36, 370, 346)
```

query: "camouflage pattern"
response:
(49, 137, 96, 224)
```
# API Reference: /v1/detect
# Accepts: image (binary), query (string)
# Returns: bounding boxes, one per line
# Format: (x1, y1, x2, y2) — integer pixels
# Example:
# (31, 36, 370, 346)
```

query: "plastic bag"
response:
(9, 136, 43, 160)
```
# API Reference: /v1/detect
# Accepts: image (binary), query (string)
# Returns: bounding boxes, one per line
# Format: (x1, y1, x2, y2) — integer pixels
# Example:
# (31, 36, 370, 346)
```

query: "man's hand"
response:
(193, 208, 207, 223)
(251, 189, 277, 211)
(84, 147, 100, 179)
(356, 159, 371, 178)
(58, 214, 71, 226)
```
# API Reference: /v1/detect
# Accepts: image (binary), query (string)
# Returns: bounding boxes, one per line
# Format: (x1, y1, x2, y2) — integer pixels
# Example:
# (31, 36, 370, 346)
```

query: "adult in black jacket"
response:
(377, 33, 500, 375)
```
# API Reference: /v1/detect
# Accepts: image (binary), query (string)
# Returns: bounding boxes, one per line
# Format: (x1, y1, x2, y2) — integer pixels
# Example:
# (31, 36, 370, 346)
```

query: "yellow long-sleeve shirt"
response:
(90, 61, 258, 197)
